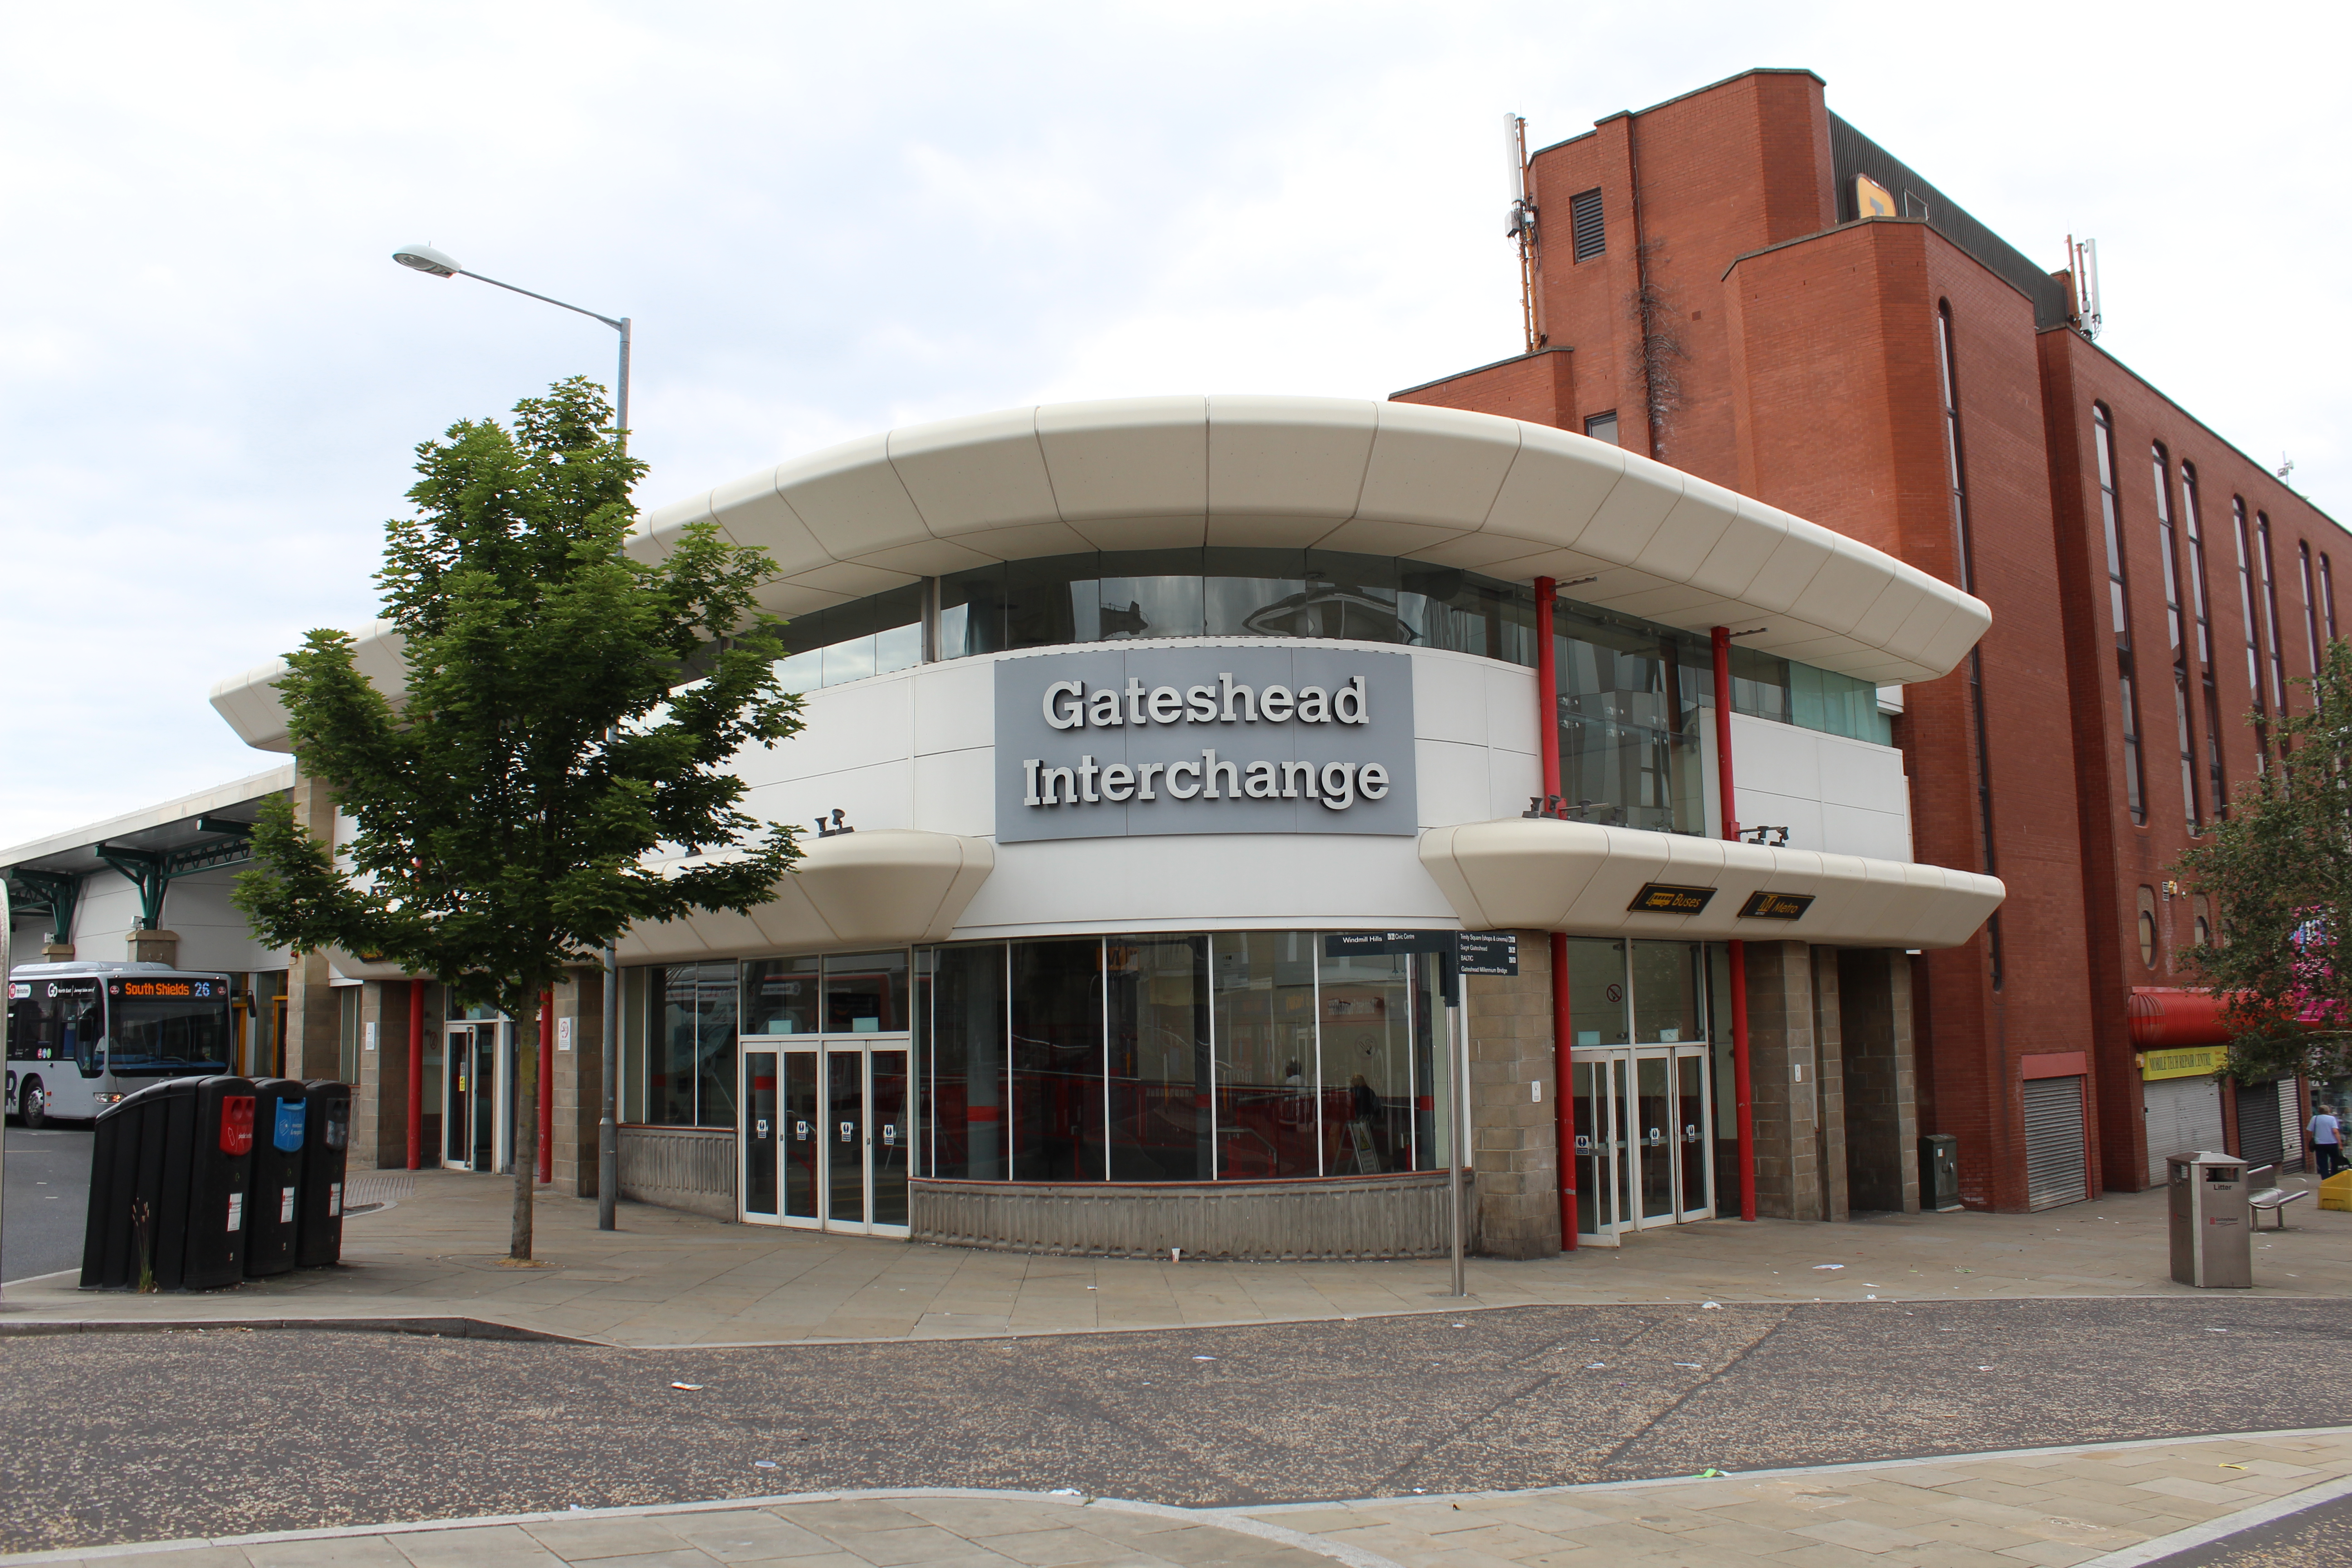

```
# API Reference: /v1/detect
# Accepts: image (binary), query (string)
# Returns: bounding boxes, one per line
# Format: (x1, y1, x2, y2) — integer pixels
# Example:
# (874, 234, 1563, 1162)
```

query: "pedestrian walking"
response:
(2310, 1104, 2345, 1178)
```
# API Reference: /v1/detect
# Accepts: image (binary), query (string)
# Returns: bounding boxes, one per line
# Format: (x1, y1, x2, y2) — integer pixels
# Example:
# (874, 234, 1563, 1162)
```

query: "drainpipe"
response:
(537, 990, 554, 1185)
(1536, 577, 1576, 1252)
(1713, 626, 1757, 1222)
(405, 978, 424, 1171)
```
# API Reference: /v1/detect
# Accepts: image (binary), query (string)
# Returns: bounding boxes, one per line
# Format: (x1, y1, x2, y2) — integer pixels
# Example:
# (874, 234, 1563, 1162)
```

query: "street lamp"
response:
(391, 243, 632, 454)
(393, 242, 631, 1231)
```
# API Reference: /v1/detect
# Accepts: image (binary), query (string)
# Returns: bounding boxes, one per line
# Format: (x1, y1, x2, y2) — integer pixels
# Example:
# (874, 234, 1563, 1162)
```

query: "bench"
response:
(2250, 1177, 2310, 1229)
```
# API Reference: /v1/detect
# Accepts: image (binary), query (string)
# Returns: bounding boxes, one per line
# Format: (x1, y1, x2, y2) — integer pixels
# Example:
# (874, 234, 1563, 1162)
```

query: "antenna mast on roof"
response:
(2067, 234, 2102, 339)
(1504, 113, 1544, 354)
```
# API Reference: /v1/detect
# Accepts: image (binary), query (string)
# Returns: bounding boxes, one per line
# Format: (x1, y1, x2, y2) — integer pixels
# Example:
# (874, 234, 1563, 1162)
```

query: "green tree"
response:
(2178, 638, 2352, 1088)
(235, 377, 802, 1259)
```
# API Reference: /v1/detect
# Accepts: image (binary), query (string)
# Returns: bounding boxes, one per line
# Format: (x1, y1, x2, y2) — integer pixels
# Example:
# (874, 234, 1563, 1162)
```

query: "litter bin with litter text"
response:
(2168, 1151, 2251, 1288)
(183, 1076, 258, 1288)
(79, 1076, 255, 1291)
(295, 1079, 352, 1267)
(243, 1078, 308, 1278)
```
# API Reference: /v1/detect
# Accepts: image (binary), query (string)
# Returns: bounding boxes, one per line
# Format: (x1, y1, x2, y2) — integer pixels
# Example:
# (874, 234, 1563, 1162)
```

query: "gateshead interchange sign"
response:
(995, 647, 1417, 843)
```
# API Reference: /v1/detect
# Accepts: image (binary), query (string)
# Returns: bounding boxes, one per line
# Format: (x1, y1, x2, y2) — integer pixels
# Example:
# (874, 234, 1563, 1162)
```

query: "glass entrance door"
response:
(441, 1023, 505, 1172)
(1573, 1044, 1713, 1243)
(742, 1043, 908, 1236)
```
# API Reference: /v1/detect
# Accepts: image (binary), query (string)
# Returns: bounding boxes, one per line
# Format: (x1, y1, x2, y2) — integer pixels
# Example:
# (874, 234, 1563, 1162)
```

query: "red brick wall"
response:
(1400, 66, 2352, 1212)
(1392, 348, 1575, 427)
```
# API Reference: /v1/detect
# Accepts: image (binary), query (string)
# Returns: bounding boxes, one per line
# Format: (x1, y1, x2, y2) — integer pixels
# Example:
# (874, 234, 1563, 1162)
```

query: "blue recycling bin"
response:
(242, 1078, 307, 1278)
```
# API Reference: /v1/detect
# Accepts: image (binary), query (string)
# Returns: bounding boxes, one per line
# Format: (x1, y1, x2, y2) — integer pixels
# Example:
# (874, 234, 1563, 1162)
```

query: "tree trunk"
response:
(512, 992, 538, 1260)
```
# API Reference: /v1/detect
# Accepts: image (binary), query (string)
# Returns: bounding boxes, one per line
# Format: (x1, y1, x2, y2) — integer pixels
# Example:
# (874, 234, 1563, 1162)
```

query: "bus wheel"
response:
(19, 1078, 47, 1130)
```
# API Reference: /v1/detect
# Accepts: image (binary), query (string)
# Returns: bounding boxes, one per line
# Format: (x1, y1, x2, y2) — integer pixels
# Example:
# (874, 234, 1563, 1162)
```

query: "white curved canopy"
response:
(210, 396, 1988, 752)
(1419, 818, 2004, 949)
(325, 829, 996, 980)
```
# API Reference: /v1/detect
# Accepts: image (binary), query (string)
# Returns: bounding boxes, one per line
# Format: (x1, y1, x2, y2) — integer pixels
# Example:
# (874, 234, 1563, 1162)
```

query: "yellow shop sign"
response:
(2139, 1046, 2220, 1081)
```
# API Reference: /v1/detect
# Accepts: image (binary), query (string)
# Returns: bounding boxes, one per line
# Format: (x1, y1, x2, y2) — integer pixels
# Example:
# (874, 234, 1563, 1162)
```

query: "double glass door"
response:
(442, 1022, 508, 1172)
(1572, 1046, 1713, 1243)
(742, 1043, 909, 1235)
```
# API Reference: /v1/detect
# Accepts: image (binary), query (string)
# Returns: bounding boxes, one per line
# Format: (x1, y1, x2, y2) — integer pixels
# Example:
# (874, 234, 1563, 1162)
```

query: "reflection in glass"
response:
(1555, 606, 1705, 834)
(1631, 942, 1702, 1044)
(1210, 932, 1319, 1177)
(650, 961, 738, 1127)
(1010, 939, 1106, 1181)
(924, 945, 1006, 1179)
(1677, 1052, 1709, 1217)
(1107, 936, 1212, 1181)
(742, 956, 818, 1036)
(1637, 1056, 1674, 1219)
(783, 1051, 819, 1219)
(1316, 946, 1419, 1174)
(1566, 939, 1629, 1046)
(825, 951, 907, 1034)
(872, 1048, 910, 1225)
(745, 1050, 778, 1216)
(827, 1049, 864, 1224)
(1572, 1057, 1615, 1235)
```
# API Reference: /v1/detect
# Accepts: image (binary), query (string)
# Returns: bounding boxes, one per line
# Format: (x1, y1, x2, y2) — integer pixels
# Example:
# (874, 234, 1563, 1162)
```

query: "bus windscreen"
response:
(107, 978, 233, 1075)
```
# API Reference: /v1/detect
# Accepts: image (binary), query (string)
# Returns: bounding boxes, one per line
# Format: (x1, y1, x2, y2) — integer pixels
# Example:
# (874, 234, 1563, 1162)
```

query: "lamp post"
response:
(392, 243, 629, 1231)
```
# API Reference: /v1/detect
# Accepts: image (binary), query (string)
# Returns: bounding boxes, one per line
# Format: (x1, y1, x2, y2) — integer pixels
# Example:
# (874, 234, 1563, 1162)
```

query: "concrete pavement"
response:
(7, 1430, 2352, 1568)
(4, 1165, 2348, 1347)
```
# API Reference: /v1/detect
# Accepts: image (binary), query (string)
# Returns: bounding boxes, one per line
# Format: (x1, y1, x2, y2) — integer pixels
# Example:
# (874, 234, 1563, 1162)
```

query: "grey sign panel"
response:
(995, 646, 1416, 843)
(1456, 932, 1519, 975)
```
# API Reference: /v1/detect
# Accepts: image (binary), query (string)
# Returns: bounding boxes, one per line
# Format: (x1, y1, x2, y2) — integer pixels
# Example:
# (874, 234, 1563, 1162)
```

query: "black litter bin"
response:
(1921, 1132, 1962, 1213)
(296, 1080, 352, 1267)
(81, 1081, 174, 1290)
(243, 1078, 308, 1278)
(183, 1076, 257, 1289)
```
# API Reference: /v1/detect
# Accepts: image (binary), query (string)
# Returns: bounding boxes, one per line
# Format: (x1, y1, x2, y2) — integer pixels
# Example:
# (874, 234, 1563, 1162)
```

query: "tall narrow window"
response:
(1569, 188, 1606, 261)
(1939, 304, 2001, 985)
(2181, 466, 2226, 817)
(2298, 541, 2322, 675)
(2259, 514, 2288, 717)
(2094, 406, 2146, 824)
(2232, 498, 2270, 767)
(2324, 553, 2340, 643)
(2153, 445, 2199, 832)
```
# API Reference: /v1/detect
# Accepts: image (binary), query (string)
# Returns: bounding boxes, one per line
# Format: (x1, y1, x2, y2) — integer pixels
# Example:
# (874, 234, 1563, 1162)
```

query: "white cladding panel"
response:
(726, 640, 1539, 937)
(1727, 712, 1913, 864)
(10, 869, 289, 976)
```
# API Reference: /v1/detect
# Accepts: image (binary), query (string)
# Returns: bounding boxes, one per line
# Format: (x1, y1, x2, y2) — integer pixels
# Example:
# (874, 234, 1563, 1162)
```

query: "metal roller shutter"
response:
(2236, 1080, 2284, 1171)
(2143, 1076, 2226, 1186)
(2024, 1075, 2090, 1211)
(2279, 1084, 2305, 1171)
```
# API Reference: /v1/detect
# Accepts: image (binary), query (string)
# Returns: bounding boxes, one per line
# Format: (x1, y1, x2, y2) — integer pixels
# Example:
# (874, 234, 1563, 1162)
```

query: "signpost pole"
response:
(1444, 944, 1465, 1298)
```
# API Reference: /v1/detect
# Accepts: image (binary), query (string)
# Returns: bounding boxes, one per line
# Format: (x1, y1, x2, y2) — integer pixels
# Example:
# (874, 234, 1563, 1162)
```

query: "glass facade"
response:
(775, 547, 1890, 839)
(916, 932, 1444, 1183)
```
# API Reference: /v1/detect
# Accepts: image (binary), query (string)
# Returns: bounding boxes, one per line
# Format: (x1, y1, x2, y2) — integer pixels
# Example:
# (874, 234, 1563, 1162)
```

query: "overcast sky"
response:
(3, 0, 2344, 851)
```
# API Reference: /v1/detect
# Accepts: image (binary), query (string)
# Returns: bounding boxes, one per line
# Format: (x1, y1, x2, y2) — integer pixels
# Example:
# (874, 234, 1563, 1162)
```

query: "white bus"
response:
(6, 962, 235, 1127)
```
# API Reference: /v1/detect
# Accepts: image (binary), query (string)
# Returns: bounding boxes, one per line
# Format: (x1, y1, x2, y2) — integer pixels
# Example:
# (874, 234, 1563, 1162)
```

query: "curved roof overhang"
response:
(209, 396, 1989, 752)
(324, 829, 996, 981)
(1420, 818, 2005, 949)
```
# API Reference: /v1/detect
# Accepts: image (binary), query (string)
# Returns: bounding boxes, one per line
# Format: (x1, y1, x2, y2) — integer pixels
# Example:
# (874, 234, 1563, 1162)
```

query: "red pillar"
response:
(537, 990, 554, 1185)
(1713, 625, 1757, 1222)
(405, 978, 424, 1171)
(1536, 578, 1577, 1251)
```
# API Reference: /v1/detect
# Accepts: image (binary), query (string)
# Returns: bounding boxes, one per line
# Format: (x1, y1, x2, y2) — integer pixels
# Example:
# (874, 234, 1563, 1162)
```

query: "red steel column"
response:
(405, 978, 424, 1171)
(1713, 625, 1757, 1222)
(1537, 578, 1576, 1251)
(537, 990, 554, 1185)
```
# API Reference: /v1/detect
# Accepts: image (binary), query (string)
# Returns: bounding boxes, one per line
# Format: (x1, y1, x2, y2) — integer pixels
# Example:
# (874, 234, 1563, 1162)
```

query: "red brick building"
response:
(1398, 68, 2342, 1209)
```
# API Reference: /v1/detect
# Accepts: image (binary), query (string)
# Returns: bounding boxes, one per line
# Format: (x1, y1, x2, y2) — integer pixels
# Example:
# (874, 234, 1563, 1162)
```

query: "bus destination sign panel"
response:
(110, 979, 221, 999)
(1738, 890, 1816, 921)
(1628, 882, 1715, 915)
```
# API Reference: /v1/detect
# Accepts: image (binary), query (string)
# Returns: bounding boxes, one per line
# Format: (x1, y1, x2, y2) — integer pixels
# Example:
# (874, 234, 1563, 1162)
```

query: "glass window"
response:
(1630, 942, 1703, 1044)
(825, 951, 908, 1034)
(1316, 945, 1423, 1175)
(1097, 550, 1208, 641)
(2093, 406, 2146, 824)
(1565, 939, 1628, 1046)
(1203, 548, 1311, 638)
(647, 960, 736, 1127)
(1210, 931, 1320, 1177)
(741, 956, 819, 1036)
(1107, 935, 1212, 1181)
(1009, 939, 1107, 1181)
(925, 944, 1007, 1179)
(1554, 605, 1705, 834)
(620, 967, 647, 1122)
(1583, 411, 1619, 446)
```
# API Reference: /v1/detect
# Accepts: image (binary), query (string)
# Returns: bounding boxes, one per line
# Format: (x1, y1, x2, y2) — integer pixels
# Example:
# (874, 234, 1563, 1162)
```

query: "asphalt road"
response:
(2, 1295, 2346, 1554)
(2, 1122, 91, 1284)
